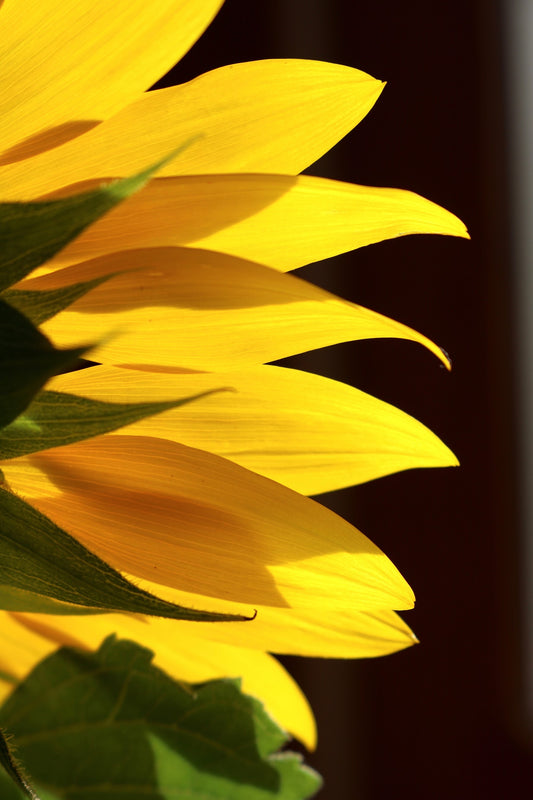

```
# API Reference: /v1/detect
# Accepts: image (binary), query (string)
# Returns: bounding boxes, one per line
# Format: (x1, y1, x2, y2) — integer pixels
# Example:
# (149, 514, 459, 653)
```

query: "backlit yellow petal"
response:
(0, 611, 53, 698)
(0, 60, 383, 199)
(2, 436, 414, 611)
(4, 612, 316, 749)
(204, 606, 417, 661)
(25, 247, 449, 368)
(52, 174, 469, 271)
(0, 0, 223, 163)
(117, 587, 418, 660)
(50, 365, 458, 495)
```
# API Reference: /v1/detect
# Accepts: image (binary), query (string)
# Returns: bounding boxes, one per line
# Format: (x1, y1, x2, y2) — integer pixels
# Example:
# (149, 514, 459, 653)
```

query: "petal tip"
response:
(437, 207, 470, 240)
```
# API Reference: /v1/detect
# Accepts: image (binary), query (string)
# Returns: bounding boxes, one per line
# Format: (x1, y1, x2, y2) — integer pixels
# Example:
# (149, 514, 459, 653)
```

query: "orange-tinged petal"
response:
(3, 612, 316, 749)
(0, 60, 383, 199)
(52, 174, 469, 270)
(25, 247, 449, 368)
(2, 436, 414, 611)
(0, 0, 223, 163)
(50, 365, 457, 495)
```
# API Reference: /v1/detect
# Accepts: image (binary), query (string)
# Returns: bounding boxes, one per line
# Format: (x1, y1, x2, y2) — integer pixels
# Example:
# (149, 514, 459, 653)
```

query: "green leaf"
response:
(0, 488, 251, 624)
(2, 274, 113, 326)
(0, 637, 321, 800)
(0, 729, 40, 800)
(0, 143, 195, 292)
(0, 300, 87, 428)
(0, 388, 221, 459)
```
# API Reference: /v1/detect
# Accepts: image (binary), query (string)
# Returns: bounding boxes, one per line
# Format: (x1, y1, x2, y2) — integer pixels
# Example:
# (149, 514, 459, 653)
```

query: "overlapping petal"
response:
(2, 435, 414, 611)
(0, 611, 316, 748)
(0, 61, 383, 199)
(0, 596, 418, 747)
(0, 0, 463, 748)
(49, 365, 457, 495)
(24, 247, 449, 369)
(51, 174, 469, 270)
(0, 0, 223, 163)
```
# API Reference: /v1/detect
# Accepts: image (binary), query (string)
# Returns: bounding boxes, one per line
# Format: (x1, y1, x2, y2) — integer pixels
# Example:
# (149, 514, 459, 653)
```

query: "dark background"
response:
(157, 1, 531, 797)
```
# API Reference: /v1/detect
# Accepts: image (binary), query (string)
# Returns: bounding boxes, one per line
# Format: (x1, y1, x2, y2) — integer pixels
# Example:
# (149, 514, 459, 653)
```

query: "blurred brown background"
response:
(156, 1, 531, 797)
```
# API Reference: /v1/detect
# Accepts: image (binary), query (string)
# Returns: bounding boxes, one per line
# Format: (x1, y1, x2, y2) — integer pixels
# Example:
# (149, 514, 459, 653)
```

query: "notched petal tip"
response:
(438, 345, 452, 371)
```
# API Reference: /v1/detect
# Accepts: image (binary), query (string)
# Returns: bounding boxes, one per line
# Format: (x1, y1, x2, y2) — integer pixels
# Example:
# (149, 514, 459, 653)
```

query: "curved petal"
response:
(52, 174, 469, 270)
(0, 60, 383, 199)
(2, 436, 414, 611)
(117, 588, 418, 660)
(50, 365, 458, 495)
(26, 248, 449, 368)
(1, 611, 316, 748)
(208, 607, 417, 661)
(0, 0, 223, 163)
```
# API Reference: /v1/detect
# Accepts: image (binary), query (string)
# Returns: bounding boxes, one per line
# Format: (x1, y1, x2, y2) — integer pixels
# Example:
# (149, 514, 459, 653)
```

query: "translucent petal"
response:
(2, 436, 414, 611)
(50, 365, 458, 495)
(52, 174, 469, 270)
(119, 588, 418, 660)
(0, 0, 222, 163)
(0, 60, 383, 198)
(25, 247, 449, 368)
(1, 612, 316, 748)
(0, 611, 53, 699)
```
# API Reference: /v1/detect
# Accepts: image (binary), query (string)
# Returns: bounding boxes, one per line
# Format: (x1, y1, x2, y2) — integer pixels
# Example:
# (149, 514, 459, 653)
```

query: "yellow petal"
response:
(52, 174, 469, 270)
(4, 612, 316, 749)
(119, 587, 418, 660)
(0, 611, 54, 700)
(51, 365, 458, 495)
(3, 436, 414, 611)
(26, 247, 449, 368)
(0, 60, 383, 199)
(212, 607, 417, 662)
(0, 0, 223, 163)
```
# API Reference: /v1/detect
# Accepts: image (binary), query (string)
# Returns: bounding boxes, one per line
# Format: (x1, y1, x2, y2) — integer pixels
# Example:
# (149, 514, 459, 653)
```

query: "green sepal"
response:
(2, 274, 113, 325)
(0, 730, 40, 800)
(0, 488, 252, 624)
(0, 300, 87, 428)
(0, 388, 220, 459)
(0, 636, 322, 800)
(0, 144, 194, 291)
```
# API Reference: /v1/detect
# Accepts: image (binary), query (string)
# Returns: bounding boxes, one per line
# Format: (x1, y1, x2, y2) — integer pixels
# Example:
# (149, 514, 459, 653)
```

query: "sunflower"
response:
(0, 0, 467, 749)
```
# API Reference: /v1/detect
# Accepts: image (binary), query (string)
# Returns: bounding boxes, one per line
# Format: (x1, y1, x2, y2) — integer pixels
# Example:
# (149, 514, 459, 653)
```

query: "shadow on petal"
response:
(4, 436, 412, 611)
(0, 120, 101, 166)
